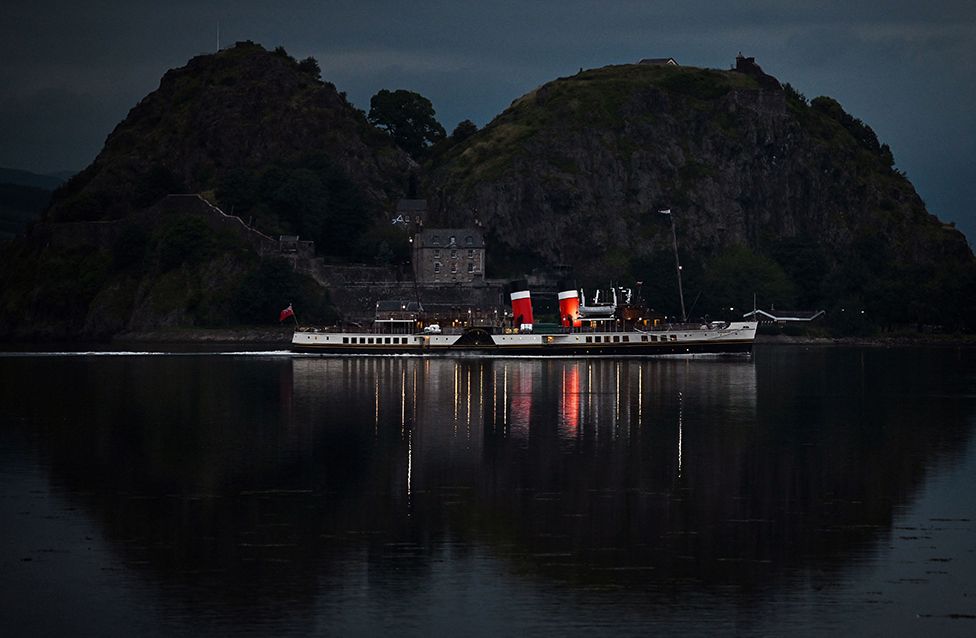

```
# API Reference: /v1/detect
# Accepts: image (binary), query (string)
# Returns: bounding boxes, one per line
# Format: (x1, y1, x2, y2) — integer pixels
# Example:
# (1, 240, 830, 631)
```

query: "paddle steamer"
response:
(291, 281, 756, 357)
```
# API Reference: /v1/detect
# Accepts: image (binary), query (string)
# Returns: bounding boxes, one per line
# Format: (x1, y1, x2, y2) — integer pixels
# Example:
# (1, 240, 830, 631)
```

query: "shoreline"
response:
(1, 327, 974, 350)
(756, 333, 976, 347)
(112, 327, 294, 345)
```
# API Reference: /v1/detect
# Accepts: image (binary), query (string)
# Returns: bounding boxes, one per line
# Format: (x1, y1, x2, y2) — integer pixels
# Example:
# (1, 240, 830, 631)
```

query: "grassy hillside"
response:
(426, 60, 975, 331)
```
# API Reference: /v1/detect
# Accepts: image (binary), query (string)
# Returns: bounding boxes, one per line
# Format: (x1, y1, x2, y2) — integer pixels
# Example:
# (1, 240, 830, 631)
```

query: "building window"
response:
(450, 249, 458, 259)
(467, 262, 474, 273)
(449, 235, 456, 245)
(465, 236, 473, 245)
(434, 249, 440, 259)
(467, 249, 475, 258)
(434, 262, 441, 273)
(432, 235, 440, 245)
(451, 263, 458, 273)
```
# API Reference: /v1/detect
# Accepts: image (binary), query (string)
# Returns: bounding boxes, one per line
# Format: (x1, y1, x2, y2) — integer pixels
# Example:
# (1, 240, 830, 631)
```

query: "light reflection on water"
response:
(0, 346, 974, 636)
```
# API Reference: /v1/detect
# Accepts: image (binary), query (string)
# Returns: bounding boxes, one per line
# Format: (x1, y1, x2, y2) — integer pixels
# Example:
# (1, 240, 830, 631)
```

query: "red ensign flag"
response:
(279, 304, 294, 322)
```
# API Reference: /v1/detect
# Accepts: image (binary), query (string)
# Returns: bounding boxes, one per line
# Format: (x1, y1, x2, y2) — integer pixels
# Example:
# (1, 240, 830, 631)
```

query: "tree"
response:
(297, 56, 321, 80)
(451, 119, 478, 142)
(701, 245, 797, 317)
(367, 89, 446, 159)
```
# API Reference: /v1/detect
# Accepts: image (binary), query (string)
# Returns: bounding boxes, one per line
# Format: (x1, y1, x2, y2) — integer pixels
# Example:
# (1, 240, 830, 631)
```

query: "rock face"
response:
(425, 62, 974, 326)
(47, 41, 412, 225)
(1, 50, 973, 338)
(0, 42, 417, 340)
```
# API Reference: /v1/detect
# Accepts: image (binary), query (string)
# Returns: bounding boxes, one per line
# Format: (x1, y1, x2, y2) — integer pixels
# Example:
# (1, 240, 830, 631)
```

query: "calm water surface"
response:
(1, 346, 974, 636)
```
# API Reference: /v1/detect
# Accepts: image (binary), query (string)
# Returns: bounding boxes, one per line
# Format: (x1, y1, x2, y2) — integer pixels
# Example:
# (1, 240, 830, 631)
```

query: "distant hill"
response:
(0, 168, 74, 240)
(0, 183, 51, 241)
(46, 170, 78, 182)
(0, 166, 62, 241)
(0, 167, 66, 191)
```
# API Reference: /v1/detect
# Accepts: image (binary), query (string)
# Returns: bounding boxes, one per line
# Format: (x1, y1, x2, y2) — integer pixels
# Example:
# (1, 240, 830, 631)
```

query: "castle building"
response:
(638, 57, 678, 66)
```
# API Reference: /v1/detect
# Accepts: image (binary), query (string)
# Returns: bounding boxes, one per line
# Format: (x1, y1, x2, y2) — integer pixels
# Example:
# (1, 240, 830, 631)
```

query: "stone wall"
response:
(327, 281, 508, 322)
(33, 192, 566, 326)
(151, 195, 278, 254)
(36, 194, 280, 255)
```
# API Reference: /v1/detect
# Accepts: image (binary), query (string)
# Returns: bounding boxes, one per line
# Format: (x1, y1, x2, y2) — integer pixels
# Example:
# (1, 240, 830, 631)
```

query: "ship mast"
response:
(659, 208, 687, 323)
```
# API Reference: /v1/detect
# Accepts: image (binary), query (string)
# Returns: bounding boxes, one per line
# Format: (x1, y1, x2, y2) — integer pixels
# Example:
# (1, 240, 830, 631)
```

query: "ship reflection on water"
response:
(285, 356, 775, 591)
(1, 348, 974, 635)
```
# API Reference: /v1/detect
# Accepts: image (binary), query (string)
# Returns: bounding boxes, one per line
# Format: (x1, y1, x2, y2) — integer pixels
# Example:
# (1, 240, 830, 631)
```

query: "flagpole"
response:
(659, 209, 687, 323)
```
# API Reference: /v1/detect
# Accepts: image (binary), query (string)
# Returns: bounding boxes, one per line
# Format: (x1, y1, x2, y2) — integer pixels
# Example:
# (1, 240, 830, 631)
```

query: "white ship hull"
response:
(292, 322, 757, 357)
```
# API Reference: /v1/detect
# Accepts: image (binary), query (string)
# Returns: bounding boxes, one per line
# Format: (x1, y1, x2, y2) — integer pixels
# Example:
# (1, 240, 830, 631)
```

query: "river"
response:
(1, 345, 974, 636)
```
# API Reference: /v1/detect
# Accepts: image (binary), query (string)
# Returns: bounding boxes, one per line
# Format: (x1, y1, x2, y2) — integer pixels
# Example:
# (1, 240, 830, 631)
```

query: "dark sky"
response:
(2, 1, 973, 243)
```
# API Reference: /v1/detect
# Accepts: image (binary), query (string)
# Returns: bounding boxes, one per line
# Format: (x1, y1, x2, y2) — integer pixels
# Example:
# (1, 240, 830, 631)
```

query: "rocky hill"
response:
(47, 41, 412, 251)
(1, 48, 973, 339)
(426, 59, 974, 329)
(0, 42, 412, 340)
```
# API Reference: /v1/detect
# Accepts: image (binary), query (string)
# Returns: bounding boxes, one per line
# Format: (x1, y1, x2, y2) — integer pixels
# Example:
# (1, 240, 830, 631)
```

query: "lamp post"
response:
(658, 208, 687, 323)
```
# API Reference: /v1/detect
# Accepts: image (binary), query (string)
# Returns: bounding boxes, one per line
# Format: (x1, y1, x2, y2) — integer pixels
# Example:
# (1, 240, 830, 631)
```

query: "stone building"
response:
(395, 198, 428, 227)
(412, 229, 485, 283)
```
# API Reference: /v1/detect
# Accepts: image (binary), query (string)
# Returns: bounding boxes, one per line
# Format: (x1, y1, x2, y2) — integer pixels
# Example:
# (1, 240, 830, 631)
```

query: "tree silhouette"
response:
(368, 89, 446, 160)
